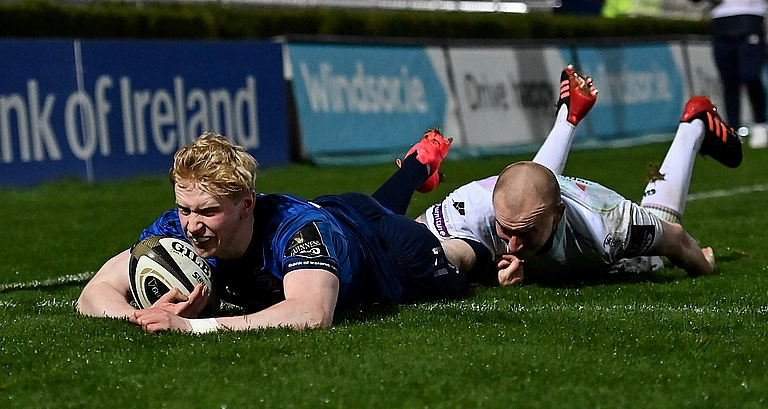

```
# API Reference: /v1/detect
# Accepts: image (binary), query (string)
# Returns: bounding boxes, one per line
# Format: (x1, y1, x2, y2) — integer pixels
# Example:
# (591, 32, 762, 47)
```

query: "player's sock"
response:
(532, 105, 576, 175)
(640, 121, 703, 224)
(533, 65, 597, 175)
(372, 154, 428, 215)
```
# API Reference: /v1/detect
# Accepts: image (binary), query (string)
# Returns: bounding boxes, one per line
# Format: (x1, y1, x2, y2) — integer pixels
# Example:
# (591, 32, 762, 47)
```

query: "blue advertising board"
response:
(287, 43, 449, 163)
(574, 43, 686, 141)
(0, 39, 288, 186)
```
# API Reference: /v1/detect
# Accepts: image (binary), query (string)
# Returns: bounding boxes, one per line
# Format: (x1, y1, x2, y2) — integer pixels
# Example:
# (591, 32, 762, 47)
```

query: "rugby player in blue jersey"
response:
(77, 130, 458, 333)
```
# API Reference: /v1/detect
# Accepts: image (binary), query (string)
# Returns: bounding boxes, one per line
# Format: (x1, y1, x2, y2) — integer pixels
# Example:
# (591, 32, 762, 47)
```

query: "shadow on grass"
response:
(529, 249, 751, 288)
(522, 268, 688, 289)
(333, 303, 401, 325)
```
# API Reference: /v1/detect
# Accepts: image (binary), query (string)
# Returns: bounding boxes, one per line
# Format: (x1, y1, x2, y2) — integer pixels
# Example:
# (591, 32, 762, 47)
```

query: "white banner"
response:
(448, 47, 569, 148)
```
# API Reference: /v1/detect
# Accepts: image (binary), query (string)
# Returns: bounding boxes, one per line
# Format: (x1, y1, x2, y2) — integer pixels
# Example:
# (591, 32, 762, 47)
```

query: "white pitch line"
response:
(416, 299, 768, 315)
(0, 271, 94, 293)
(688, 184, 768, 201)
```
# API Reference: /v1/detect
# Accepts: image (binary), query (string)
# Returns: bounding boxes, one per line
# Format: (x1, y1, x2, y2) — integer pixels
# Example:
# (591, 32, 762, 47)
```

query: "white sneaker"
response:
(749, 123, 768, 149)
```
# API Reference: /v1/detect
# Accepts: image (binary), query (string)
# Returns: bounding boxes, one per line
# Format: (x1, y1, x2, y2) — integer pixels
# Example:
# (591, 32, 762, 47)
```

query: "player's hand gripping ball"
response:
(129, 236, 215, 309)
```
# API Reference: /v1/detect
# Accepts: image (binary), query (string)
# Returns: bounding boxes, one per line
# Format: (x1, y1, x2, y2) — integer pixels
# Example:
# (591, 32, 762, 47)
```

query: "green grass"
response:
(2, 141, 768, 408)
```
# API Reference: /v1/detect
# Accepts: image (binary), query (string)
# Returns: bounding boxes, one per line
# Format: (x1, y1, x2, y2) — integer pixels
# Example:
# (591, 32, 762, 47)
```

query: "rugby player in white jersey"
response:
(408, 66, 742, 286)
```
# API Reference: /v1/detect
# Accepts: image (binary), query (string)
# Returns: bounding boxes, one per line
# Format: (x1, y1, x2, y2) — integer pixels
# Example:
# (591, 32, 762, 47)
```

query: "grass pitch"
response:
(2, 140, 768, 409)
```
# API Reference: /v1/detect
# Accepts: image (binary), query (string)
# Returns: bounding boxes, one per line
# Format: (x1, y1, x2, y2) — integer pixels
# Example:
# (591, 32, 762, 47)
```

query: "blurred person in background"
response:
(693, 0, 768, 148)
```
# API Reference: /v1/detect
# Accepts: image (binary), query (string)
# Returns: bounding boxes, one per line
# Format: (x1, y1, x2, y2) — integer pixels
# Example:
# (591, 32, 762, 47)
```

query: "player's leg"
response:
(371, 129, 452, 215)
(713, 35, 742, 127)
(741, 47, 767, 125)
(369, 210, 467, 303)
(532, 65, 598, 175)
(641, 96, 742, 223)
(736, 22, 768, 147)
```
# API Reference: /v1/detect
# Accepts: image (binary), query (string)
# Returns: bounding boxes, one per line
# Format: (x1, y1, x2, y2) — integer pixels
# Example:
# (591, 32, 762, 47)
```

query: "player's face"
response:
(174, 180, 253, 259)
(494, 207, 559, 260)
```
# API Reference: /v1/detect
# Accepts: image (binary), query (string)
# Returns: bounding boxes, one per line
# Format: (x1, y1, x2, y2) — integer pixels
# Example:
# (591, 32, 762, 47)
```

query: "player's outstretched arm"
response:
(222, 268, 339, 330)
(76, 249, 137, 318)
(131, 268, 340, 333)
(655, 220, 715, 277)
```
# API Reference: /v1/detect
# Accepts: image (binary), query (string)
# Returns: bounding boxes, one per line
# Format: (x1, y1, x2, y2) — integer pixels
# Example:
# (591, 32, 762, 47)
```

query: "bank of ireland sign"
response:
(0, 39, 289, 186)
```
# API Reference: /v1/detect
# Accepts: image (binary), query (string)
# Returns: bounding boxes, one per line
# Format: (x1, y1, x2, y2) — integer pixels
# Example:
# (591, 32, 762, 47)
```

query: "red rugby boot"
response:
(681, 96, 742, 168)
(396, 128, 452, 193)
(557, 65, 598, 125)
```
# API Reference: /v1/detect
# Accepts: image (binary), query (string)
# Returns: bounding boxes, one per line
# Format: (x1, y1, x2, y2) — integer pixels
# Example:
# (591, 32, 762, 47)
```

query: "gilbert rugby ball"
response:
(129, 236, 214, 309)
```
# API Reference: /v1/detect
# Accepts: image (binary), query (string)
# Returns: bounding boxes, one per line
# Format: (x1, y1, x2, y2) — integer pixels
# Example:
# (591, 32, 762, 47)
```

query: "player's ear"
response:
(239, 191, 256, 217)
(553, 202, 566, 225)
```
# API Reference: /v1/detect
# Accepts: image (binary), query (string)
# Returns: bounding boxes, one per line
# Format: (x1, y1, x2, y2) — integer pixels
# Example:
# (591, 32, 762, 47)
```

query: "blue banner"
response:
(574, 44, 686, 141)
(0, 39, 289, 186)
(287, 43, 448, 163)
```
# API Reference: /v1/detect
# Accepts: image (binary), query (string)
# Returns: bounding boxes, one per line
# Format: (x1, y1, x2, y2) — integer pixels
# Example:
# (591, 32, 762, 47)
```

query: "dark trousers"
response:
(712, 14, 767, 126)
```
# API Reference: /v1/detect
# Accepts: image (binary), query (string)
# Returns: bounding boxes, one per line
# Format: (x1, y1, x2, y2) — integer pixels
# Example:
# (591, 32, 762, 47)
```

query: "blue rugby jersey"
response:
(138, 193, 399, 312)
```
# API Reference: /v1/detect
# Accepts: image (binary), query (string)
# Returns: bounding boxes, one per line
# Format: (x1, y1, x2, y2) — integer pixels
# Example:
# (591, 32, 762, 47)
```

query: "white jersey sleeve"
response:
(417, 175, 508, 256)
(711, 0, 766, 18)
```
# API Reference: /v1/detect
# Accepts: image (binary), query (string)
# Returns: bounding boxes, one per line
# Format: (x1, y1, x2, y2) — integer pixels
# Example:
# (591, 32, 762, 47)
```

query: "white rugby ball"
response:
(129, 236, 215, 309)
